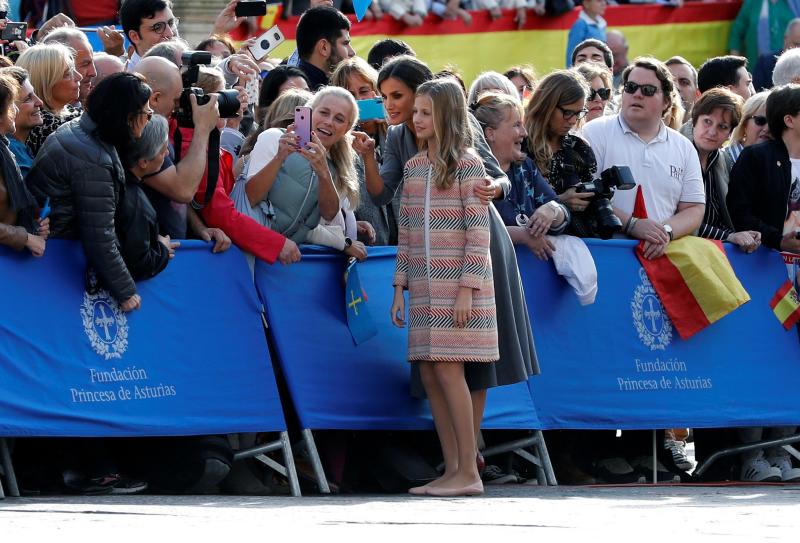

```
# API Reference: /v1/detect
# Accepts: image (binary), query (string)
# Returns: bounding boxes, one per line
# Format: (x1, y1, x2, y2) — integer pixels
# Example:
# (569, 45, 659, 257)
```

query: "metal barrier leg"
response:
(303, 429, 330, 494)
(534, 431, 558, 486)
(0, 439, 18, 497)
(281, 432, 301, 497)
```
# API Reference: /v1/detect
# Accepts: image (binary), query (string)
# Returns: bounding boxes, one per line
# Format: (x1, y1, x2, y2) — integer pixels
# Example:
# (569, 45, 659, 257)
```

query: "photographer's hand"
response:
(97, 26, 124, 56)
(190, 93, 220, 136)
(226, 54, 258, 81)
(558, 187, 593, 212)
(212, 0, 245, 35)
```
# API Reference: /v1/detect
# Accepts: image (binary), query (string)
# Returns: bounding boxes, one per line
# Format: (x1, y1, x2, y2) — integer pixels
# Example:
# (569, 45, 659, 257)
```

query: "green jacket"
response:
(728, 0, 795, 69)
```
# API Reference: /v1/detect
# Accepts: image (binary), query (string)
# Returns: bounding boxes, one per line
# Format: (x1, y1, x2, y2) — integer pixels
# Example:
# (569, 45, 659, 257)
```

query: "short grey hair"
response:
(143, 39, 189, 67)
(773, 47, 800, 86)
(467, 71, 520, 104)
(128, 114, 169, 166)
(41, 27, 91, 49)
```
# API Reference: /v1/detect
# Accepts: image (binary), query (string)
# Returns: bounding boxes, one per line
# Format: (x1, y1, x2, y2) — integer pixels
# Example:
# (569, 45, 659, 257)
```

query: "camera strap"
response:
(188, 127, 221, 211)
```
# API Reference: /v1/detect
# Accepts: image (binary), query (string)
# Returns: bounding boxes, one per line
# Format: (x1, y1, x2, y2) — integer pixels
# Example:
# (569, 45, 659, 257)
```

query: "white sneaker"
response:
(740, 451, 782, 482)
(767, 451, 800, 482)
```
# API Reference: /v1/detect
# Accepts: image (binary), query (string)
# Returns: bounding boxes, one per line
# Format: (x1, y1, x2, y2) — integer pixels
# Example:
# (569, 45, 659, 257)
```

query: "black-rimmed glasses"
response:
(558, 106, 589, 120)
(144, 18, 179, 35)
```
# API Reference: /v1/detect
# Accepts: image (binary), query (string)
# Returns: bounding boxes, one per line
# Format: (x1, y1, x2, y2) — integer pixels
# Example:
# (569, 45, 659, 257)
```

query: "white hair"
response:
(773, 47, 800, 86)
(467, 71, 520, 104)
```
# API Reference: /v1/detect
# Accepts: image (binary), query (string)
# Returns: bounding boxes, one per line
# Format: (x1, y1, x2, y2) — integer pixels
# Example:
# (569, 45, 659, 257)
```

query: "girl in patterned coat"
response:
(391, 78, 498, 497)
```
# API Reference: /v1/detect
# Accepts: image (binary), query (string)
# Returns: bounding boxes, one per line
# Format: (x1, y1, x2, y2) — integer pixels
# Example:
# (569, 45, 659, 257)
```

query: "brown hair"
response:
(0, 72, 18, 119)
(690, 87, 743, 129)
(622, 56, 675, 114)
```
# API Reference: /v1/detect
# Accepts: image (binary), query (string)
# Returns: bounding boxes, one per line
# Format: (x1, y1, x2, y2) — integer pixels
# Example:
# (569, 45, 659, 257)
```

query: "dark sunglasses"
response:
(558, 106, 589, 120)
(588, 87, 611, 101)
(750, 115, 768, 126)
(623, 81, 659, 97)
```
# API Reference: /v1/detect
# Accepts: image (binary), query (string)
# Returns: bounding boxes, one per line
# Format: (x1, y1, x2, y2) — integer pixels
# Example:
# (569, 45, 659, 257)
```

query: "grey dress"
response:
(377, 114, 539, 397)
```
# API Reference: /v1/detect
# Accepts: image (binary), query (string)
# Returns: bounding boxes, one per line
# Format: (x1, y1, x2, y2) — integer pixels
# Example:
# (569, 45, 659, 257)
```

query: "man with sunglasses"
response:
(583, 57, 705, 261)
(120, 0, 179, 72)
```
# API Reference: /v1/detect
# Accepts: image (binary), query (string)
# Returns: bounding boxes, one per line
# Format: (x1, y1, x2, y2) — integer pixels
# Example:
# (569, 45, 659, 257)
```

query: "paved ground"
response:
(2, 484, 799, 540)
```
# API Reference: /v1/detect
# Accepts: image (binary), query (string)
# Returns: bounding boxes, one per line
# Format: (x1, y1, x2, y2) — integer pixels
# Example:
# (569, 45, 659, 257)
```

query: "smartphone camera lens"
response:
(260, 40, 269, 49)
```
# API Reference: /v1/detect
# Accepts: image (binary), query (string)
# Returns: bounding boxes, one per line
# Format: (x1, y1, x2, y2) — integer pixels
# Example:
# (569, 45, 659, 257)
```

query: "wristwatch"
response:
(663, 224, 674, 241)
(344, 237, 353, 248)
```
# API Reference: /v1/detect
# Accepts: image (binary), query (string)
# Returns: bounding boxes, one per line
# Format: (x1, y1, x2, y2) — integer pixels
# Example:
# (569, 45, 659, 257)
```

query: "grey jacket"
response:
(679, 121, 734, 231)
(28, 115, 136, 302)
(376, 113, 511, 207)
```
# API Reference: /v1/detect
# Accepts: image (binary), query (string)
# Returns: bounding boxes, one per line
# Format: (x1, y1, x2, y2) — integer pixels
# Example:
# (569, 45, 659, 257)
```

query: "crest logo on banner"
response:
(81, 290, 129, 360)
(631, 268, 673, 351)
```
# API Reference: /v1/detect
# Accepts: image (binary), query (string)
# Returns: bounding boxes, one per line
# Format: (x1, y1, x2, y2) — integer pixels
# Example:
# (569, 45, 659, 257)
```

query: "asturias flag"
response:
(770, 280, 800, 330)
(632, 186, 750, 340)
(345, 259, 378, 344)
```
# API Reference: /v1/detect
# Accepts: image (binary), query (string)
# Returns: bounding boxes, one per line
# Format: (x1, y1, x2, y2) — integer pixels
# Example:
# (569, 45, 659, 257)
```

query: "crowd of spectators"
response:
(1, 0, 799, 494)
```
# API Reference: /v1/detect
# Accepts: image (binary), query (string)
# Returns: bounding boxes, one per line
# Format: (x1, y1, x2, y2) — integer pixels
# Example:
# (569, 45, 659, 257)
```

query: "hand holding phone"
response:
(235, 1, 268, 17)
(248, 25, 285, 61)
(294, 106, 312, 149)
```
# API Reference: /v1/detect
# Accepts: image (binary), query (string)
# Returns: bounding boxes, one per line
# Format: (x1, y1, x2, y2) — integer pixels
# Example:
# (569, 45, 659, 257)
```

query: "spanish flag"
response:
(770, 280, 800, 330)
(633, 186, 750, 340)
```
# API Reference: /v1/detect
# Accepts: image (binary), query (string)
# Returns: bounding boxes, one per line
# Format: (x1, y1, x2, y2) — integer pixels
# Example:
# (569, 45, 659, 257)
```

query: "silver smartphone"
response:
(248, 25, 285, 61)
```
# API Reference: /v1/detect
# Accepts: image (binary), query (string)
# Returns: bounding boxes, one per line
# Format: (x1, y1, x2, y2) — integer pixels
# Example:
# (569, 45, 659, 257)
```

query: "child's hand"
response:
(391, 288, 406, 328)
(37, 217, 50, 240)
(453, 287, 473, 328)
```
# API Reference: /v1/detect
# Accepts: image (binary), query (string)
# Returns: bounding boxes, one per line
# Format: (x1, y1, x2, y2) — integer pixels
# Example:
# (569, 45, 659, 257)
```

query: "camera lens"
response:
(261, 40, 269, 49)
(216, 89, 241, 118)
(274, 33, 281, 40)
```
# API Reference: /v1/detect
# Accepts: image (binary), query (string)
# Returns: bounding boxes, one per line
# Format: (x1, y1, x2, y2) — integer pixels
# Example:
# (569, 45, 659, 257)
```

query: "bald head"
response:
(607, 30, 629, 76)
(93, 53, 125, 87)
(135, 56, 182, 118)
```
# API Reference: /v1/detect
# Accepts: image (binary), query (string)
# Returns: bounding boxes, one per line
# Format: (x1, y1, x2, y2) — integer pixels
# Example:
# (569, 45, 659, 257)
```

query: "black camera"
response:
(176, 50, 241, 128)
(574, 165, 636, 239)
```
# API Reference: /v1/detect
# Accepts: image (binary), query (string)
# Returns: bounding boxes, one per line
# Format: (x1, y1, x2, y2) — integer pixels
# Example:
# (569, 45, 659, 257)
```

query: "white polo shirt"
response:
(582, 113, 705, 223)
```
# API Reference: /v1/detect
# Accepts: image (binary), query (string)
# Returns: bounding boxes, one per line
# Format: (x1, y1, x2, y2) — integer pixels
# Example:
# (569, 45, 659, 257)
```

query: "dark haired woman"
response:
(28, 72, 153, 311)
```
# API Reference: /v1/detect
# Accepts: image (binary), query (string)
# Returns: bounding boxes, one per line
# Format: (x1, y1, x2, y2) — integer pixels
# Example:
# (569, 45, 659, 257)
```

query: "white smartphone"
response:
(248, 25, 285, 61)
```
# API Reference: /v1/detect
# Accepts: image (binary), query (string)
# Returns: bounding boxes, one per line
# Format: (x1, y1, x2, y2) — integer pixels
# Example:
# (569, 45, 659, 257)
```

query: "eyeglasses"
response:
(143, 17, 179, 35)
(623, 81, 660, 97)
(588, 87, 611, 101)
(557, 106, 589, 120)
(750, 115, 768, 126)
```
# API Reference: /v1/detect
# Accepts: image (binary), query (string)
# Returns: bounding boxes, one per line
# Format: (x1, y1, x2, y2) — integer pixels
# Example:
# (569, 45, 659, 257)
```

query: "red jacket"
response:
(174, 124, 285, 264)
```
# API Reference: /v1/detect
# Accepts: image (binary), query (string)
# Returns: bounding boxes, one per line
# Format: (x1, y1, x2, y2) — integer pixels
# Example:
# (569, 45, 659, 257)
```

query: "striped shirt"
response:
(698, 150, 733, 241)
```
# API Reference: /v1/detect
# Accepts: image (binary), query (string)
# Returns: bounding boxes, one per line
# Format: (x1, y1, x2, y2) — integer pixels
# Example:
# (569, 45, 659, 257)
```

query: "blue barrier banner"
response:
(255, 246, 540, 431)
(0, 240, 285, 437)
(523, 240, 800, 430)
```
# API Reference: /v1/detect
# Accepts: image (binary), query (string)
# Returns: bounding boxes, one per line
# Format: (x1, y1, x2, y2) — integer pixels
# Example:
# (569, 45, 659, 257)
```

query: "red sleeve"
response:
(195, 147, 286, 264)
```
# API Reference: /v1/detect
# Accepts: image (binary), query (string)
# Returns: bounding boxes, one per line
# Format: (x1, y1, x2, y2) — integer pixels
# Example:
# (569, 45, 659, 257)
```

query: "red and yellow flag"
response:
(633, 186, 750, 340)
(770, 280, 800, 330)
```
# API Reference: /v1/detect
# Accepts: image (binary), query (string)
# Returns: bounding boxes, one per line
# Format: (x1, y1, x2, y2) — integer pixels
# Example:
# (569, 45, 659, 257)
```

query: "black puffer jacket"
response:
(27, 115, 136, 301)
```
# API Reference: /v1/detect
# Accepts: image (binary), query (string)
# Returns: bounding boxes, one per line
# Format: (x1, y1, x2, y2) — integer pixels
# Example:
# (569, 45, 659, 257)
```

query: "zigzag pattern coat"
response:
(393, 151, 499, 363)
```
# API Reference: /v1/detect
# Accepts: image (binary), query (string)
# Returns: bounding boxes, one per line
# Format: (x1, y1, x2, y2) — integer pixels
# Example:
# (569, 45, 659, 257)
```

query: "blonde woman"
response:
(244, 86, 367, 259)
(16, 44, 83, 156)
(727, 91, 770, 164)
(574, 62, 613, 122)
(663, 86, 686, 130)
(391, 78, 497, 497)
